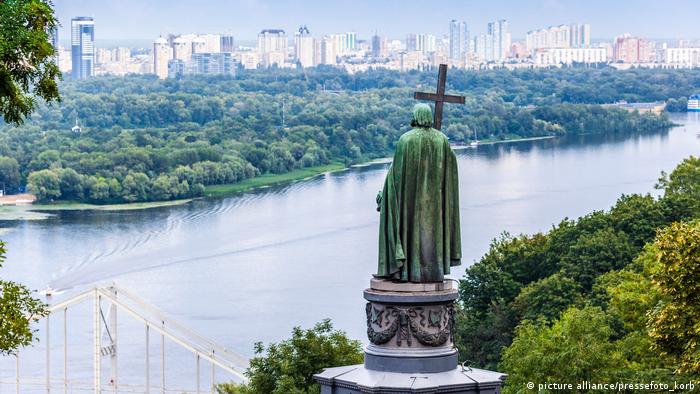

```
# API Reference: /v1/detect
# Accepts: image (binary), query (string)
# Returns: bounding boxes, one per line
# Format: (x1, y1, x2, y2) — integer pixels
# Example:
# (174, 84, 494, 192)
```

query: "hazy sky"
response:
(53, 0, 697, 42)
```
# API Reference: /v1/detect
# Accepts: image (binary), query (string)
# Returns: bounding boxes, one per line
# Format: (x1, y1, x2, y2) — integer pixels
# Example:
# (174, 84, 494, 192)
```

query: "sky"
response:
(52, 0, 697, 43)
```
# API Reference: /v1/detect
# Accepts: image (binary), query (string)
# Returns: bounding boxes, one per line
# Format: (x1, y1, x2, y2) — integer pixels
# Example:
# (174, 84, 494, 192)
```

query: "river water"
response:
(1, 113, 699, 389)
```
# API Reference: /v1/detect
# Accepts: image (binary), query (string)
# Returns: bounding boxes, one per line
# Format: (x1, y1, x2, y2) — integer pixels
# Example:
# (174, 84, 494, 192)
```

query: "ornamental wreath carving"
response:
(365, 303, 455, 347)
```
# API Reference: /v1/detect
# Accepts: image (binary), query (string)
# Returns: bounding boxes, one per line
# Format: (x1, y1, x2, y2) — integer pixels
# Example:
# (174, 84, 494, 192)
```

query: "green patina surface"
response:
(376, 104, 462, 283)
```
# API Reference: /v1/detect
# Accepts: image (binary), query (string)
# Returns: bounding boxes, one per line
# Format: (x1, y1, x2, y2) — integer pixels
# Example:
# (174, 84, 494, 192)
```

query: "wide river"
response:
(1, 113, 699, 389)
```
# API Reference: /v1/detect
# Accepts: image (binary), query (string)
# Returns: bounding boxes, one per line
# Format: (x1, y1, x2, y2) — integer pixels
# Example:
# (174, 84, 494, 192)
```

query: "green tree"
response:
(657, 156, 700, 220)
(27, 169, 60, 200)
(0, 0, 54, 359)
(0, 156, 21, 193)
(219, 319, 363, 394)
(561, 227, 635, 291)
(648, 221, 700, 374)
(454, 301, 516, 371)
(501, 306, 621, 394)
(595, 249, 678, 382)
(0, 0, 60, 124)
(57, 168, 84, 200)
(0, 241, 48, 354)
(512, 271, 581, 322)
(657, 156, 700, 198)
(87, 177, 110, 201)
(610, 194, 665, 248)
(121, 172, 150, 202)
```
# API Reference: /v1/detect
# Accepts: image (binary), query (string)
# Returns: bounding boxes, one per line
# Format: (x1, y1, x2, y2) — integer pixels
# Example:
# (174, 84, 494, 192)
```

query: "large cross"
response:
(414, 64, 465, 130)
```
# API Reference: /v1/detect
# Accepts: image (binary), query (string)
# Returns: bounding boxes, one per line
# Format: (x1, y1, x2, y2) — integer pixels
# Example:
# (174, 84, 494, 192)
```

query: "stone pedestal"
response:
(314, 279, 506, 393)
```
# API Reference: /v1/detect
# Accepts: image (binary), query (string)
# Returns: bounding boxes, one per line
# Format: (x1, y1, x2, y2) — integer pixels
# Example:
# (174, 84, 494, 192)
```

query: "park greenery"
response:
(2, 66, 693, 204)
(0, 0, 60, 125)
(0, 0, 55, 357)
(222, 157, 700, 393)
(0, 241, 48, 355)
(457, 156, 700, 392)
(216, 319, 363, 394)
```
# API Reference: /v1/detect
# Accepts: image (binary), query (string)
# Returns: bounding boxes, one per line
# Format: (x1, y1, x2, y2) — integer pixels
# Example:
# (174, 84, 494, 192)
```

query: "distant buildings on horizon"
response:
(71, 17, 95, 79)
(51, 16, 700, 79)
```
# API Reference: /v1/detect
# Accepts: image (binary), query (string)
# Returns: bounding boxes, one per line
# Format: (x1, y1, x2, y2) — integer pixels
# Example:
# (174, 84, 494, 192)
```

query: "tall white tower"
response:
(153, 37, 171, 79)
(294, 26, 315, 67)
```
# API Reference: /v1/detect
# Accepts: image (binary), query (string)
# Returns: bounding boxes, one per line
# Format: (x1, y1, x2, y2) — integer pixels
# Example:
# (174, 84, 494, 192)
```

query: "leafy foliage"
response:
(501, 306, 621, 393)
(0, 0, 60, 125)
(0, 68, 675, 203)
(457, 156, 700, 377)
(0, 241, 48, 355)
(649, 221, 700, 374)
(218, 319, 363, 394)
(512, 271, 582, 322)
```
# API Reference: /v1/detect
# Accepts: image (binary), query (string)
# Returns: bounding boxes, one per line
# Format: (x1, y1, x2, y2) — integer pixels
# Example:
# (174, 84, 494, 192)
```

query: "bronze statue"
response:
(376, 103, 461, 283)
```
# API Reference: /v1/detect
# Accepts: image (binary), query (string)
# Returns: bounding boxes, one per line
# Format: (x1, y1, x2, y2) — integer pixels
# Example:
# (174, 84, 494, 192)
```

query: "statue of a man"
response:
(376, 103, 461, 283)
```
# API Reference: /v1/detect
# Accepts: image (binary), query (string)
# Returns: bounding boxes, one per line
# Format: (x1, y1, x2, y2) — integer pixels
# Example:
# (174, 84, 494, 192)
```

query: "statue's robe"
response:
(377, 127, 461, 283)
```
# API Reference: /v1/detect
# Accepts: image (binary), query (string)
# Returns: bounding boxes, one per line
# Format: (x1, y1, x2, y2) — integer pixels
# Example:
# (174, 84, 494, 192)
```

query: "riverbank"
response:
(31, 199, 193, 211)
(204, 163, 346, 196)
(452, 135, 557, 149)
(0, 199, 193, 221)
(0, 133, 613, 222)
(0, 163, 347, 221)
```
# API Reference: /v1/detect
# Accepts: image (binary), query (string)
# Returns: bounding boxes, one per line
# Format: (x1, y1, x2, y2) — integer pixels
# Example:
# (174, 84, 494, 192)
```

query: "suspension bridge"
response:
(0, 284, 248, 393)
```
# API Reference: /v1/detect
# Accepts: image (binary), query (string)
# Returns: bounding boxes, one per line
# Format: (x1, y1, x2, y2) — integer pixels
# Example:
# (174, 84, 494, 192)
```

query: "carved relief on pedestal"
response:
(365, 302, 455, 347)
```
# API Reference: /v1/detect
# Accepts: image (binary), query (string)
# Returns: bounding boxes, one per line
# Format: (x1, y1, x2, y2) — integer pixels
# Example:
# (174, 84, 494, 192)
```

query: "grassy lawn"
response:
(204, 163, 346, 196)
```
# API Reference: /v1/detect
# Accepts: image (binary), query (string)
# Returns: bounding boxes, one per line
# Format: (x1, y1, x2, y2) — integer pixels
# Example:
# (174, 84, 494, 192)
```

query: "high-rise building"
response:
(199, 34, 221, 53)
(239, 51, 260, 70)
(257, 29, 287, 67)
(258, 29, 287, 53)
(71, 17, 95, 79)
(613, 35, 654, 63)
(220, 35, 235, 52)
(486, 19, 509, 61)
(571, 23, 590, 48)
(663, 47, 700, 67)
(191, 53, 235, 75)
(534, 47, 607, 65)
(461, 23, 470, 56)
(371, 34, 387, 58)
(407, 34, 436, 53)
(406, 34, 417, 51)
(294, 26, 315, 67)
(191, 38, 207, 55)
(172, 37, 191, 61)
(168, 59, 186, 78)
(323, 32, 357, 56)
(321, 35, 339, 65)
(474, 34, 487, 61)
(153, 37, 171, 79)
(345, 32, 357, 51)
(449, 20, 468, 60)
(114, 47, 130, 63)
(526, 23, 591, 52)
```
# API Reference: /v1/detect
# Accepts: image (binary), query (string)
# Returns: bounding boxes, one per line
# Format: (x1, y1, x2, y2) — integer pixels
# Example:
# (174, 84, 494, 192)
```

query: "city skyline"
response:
(52, 0, 699, 42)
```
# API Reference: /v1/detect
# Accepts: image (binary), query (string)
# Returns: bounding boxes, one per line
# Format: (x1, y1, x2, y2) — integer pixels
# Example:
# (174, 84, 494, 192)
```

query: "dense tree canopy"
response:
(1, 67, 679, 204)
(0, 0, 60, 125)
(217, 319, 363, 394)
(457, 156, 700, 388)
(649, 221, 700, 374)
